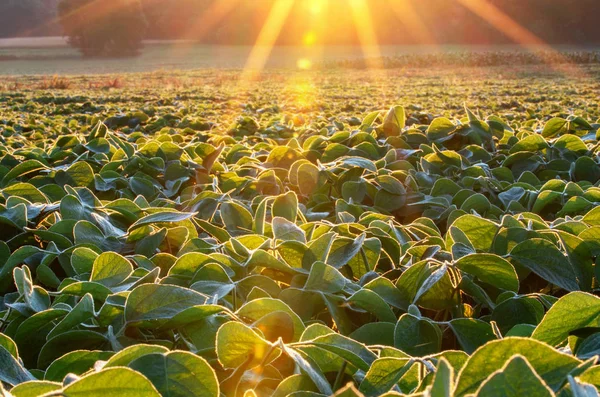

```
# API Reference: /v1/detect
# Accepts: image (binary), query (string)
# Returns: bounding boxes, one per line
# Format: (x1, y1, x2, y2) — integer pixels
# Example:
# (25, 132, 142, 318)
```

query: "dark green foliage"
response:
(1, 69, 600, 395)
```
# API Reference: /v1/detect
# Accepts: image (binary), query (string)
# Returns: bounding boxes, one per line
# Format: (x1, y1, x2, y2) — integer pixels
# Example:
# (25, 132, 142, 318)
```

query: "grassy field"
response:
(1, 37, 598, 75)
(0, 38, 420, 75)
(1, 60, 600, 396)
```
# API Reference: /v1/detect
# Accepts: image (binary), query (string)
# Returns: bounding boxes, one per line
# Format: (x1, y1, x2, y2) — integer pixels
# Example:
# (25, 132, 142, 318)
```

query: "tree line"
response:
(1, 0, 599, 57)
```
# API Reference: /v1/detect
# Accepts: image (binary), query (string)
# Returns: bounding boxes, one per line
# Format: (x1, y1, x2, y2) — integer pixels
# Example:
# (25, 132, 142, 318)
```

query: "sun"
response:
(307, 0, 326, 15)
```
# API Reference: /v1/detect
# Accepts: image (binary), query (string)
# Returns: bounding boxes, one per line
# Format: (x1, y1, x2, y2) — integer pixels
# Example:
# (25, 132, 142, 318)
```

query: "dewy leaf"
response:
(90, 252, 133, 287)
(272, 191, 299, 222)
(427, 117, 456, 141)
(532, 292, 600, 347)
(383, 106, 406, 137)
(38, 331, 109, 369)
(0, 346, 34, 386)
(271, 374, 319, 397)
(47, 294, 95, 340)
(510, 239, 579, 291)
(129, 351, 219, 397)
(220, 201, 253, 233)
(454, 253, 519, 292)
(303, 333, 378, 372)
(359, 357, 413, 396)
(9, 380, 62, 397)
(394, 314, 441, 357)
(63, 161, 95, 188)
(304, 261, 347, 294)
(449, 318, 497, 354)
(542, 117, 568, 138)
(1, 160, 48, 188)
(298, 163, 320, 196)
(272, 216, 306, 243)
(475, 355, 554, 397)
(429, 358, 454, 397)
(0, 334, 18, 359)
(60, 367, 160, 397)
(280, 344, 333, 395)
(104, 344, 170, 368)
(568, 375, 600, 397)
(236, 298, 305, 342)
(454, 337, 581, 396)
(45, 350, 114, 382)
(216, 321, 280, 369)
(129, 211, 197, 230)
(451, 215, 498, 252)
(125, 284, 208, 326)
(328, 233, 366, 268)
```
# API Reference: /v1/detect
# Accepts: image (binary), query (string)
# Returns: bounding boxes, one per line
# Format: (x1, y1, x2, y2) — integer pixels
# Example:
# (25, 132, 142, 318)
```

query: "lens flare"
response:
(297, 58, 313, 70)
(241, 0, 295, 82)
(457, 0, 582, 76)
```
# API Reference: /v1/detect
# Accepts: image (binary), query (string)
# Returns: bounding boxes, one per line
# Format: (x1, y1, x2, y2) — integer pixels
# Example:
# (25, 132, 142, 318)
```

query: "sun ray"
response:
(457, 0, 581, 75)
(171, 0, 240, 54)
(240, 0, 296, 83)
(348, 0, 384, 72)
(387, 0, 436, 46)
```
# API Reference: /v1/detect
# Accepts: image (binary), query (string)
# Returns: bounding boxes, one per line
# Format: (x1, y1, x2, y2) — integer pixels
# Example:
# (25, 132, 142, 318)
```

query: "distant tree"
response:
(58, 0, 148, 57)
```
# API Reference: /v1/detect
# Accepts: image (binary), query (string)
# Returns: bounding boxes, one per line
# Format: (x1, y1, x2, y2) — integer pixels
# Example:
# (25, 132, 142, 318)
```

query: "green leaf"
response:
(429, 358, 454, 397)
(220, 202, 253, 233)
(129, 211, 197, 231)
(216, 321, 280, 369)
(1, 160, 48, 188)
(383, 106, 405, 137)
(451, 215, 498, 252)
(125, 284, 208, 327)
(0, 346, 34, 386)
(302, 333, 378, 372)
(475, 355, 554, 397)
(542, 117, 568, 138)
(63, 161, 95, 188)
(273, 191, 299, 222)
(60, 367, 160, 396)
(236, 298, 305, 342)
(449, 318, 497, 354)
(454, 253, 519, 292)
(328, 233, 366, 268)
(359, 357, 413, 396)
(510, 239, 579, 291)
(394, 314, 441, 356)
(569, 374, 600, 397)
(532, 292, 600, 347)
(104, 344, 170, 368)
(272, 216, 306, 243)
(304, 261, 347, 294)
(510, 134, 549, 154)
(272, 374, 319, 397)
(9, 381, 62, 397)
(280, 344, 333, 395)
(298, 163, 320, 196)
(90, 252, 133, 287)
(38, 331, 109, 369)
(0, 334, 18, 359)
(45, 350, 114, 382)
(454, 337, 581, 396)
(47, 294, 95, 340)
(427, 117, 456, 141)
(129, 351, 219, 397)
